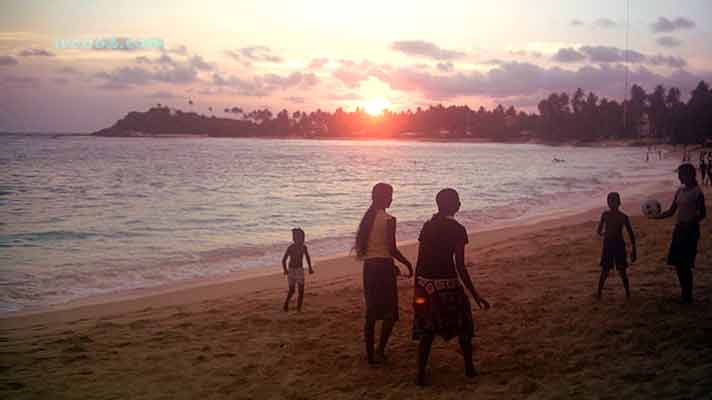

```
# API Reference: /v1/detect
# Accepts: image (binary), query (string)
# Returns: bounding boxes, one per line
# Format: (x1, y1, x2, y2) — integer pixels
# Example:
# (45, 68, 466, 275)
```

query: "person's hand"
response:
(393, 265, 401, 276)
(309, 268, 314, 274)
(283, 269, 288, 275)
(475, 296, 490, 310)
(631, 249, 637, 263)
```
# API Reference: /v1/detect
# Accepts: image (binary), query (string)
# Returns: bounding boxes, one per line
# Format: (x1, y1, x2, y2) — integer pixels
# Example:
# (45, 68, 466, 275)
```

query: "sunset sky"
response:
(1, 0, 711, 132)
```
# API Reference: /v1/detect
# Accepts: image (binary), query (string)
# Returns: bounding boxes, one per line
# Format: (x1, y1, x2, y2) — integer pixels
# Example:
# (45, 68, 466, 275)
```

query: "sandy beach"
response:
(1, 185, 711, 399)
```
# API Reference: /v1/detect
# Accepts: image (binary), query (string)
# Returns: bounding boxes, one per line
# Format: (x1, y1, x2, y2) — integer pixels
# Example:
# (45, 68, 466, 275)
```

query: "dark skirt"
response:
(363, 258, 399, 321)
(600, 238, 628, 270)
(667, 222, 700, 269)
(412, 276, 474, 341)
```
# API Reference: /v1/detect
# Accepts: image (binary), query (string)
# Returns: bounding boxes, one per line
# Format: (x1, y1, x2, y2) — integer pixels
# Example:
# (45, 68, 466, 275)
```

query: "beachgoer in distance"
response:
(412, 188, 490, 386)
(699, 153, 707, 186)
(282, 228, 313, 312)
(596, 192, 636, 299)
(655, 164, 706, 303)
(355, 183, 413, 364)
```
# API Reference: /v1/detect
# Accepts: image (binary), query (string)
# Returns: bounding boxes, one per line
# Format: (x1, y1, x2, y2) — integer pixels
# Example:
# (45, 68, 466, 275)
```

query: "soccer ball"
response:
(641, 199, 661, 218)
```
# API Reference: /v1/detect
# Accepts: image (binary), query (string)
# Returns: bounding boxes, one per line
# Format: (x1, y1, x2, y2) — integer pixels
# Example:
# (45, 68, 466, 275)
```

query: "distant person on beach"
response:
(412, 188, 489, 386)
(700, 153, 707, 186)
(596, 192, 636, 299)
(282, 228, 313, 312)
(355, 183, 413, 364)
(655, 164, 706, 303)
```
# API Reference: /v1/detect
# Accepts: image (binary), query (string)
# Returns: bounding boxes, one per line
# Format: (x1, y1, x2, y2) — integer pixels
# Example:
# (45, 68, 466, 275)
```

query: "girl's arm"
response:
(596, 213, 605, 236)
(387, 218, 413, 277)
(455, 241, 489, 309)
(304, 246, 313, 273)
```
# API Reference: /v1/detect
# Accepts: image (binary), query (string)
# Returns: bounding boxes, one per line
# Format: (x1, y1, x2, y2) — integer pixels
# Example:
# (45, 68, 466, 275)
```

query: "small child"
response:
(596, 192, 637, 299)
(282, 228, 313, 311)
(656, 164, 706, 303)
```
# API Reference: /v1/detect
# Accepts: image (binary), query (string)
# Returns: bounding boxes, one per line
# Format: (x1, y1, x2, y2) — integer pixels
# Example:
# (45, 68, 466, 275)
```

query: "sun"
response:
(364, 97, 391, 116)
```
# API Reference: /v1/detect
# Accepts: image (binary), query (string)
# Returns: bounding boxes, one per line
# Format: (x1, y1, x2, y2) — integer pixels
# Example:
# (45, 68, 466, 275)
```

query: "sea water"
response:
(0, 135, 678, 312)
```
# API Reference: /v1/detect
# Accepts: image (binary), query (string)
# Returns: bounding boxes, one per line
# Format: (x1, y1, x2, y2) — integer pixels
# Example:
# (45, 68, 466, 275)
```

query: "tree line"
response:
(96, 81, 712, 144)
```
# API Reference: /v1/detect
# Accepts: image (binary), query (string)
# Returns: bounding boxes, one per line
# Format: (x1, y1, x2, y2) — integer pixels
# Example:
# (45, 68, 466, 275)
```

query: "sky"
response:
(1, 0, 711, 132)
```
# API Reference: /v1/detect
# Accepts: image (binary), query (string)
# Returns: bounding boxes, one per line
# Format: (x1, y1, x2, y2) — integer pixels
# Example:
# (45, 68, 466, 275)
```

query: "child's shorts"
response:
(288, 268, 305, 286)
(600, 238, 628, 270)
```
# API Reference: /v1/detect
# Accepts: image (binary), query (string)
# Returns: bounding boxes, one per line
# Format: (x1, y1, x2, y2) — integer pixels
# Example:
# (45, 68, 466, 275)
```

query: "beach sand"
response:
(1, 188, 711, 399)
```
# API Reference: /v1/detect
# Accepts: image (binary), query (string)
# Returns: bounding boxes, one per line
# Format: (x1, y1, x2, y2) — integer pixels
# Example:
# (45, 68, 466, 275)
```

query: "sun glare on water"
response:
(365, 98, 390, 116)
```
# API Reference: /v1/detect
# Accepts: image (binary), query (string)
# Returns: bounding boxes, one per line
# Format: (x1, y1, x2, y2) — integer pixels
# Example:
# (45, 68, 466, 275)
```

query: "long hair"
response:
(432, 188, 460, 220)
(678, 163, 698, 187)
(354, 183, 393, 258)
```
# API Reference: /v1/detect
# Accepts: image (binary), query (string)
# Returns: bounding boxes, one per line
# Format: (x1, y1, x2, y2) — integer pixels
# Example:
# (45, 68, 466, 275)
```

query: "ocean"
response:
(0, 135, 678, 313)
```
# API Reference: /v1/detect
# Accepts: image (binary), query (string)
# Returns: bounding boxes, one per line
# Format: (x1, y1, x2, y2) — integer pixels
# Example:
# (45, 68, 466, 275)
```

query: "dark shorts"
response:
(600, 238, 628, 270)
(412, 276, 474, 341)
(667, 222, 700, 269)
(363, 258, 399, 321)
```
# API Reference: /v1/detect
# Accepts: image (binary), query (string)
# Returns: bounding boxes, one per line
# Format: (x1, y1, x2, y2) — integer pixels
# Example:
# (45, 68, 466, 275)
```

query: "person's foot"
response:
(465, 367, 479, 378)
(375, 350, 387, 363)
(367, 355, 381, 365)
(416, 371, 427, 386)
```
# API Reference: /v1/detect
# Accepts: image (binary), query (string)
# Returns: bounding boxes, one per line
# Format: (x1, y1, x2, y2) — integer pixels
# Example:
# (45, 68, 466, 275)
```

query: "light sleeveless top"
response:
(675, 185, 702, 223)
(364, 210, 393, 259)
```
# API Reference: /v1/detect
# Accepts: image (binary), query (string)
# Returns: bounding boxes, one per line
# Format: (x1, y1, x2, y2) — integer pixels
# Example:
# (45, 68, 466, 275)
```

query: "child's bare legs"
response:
(364, 318, 377, 364)
(376, 318, 395, 360)
(597, 269, 609, 299)
(296, 283, 304, 311)
(283, 283, 295, 311)
(416, 334, 434, 386)
(459, 335, 477, 377)
(675, 265, 693, 303)
(619, 269, 631, 299)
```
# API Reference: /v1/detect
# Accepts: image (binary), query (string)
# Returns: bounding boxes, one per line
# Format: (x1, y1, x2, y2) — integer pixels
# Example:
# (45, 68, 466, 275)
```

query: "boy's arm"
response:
(657, 192, 678, 219)
(282, 249, 289, 274)
(696, 192, 707, 223)
(455, 241, 489, 309)
(387, 218, 413, 277)
(624, 215, 637, 262)
(304, 246, 313, 273)
(596, 213, 605, 236)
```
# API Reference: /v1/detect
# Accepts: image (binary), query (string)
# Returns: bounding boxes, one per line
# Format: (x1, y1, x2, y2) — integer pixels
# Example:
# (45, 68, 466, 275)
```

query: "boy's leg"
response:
(680, 266, 693, 303)
(377, 318, 395, 360)
(619, 269, 631, 299)
(284, 284, 295, 311)
(674, 265, 687, 302)
(597, 269, 608, 299)
(417, 334, 434, 386)
(459, 335, 477, 377)
(297, 283, 304, 311)
(364, 318, 377, 364)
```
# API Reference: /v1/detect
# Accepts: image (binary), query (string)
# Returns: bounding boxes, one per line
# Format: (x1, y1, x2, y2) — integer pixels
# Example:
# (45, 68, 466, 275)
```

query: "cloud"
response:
(285, 96, 306, 104)
(368, 60, 706, 101)
(390, 40, 466, 60)
(656, 36, 682, 48)
(0, 74, 40, 88)
(647, 54, 686, 68)
(436, 62, 454, 72)
(166, 45, 187, 55)
(95, 66, 154, 89)
(211, 71, 319, 96)
(308, 58, 329, 69)
(332, 60, 375, 88)
(570, 19, 584, 27)
(18, 48, 55, 57)
(146, 91, 179, 99)
(594, 18, 617, 28)
(580, 46, 645, 63)
(552, 48, 585, 63)
(651, 17, 695, 33)
(327, 92, 362, 101)
(226, 46, 283, 66)
(0, 55, 18, 66)
(551, 45, 686, 68)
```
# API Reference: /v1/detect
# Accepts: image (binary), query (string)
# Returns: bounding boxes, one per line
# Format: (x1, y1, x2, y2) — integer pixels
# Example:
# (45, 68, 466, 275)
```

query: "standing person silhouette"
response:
(354, 183, 413, 364)
(412, 188, 489, 386)
(655, 164, 706, 303)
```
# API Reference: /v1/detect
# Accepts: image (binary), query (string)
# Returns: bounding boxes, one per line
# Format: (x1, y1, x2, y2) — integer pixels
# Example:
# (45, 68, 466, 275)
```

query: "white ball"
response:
(641, 199, 661, 218)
